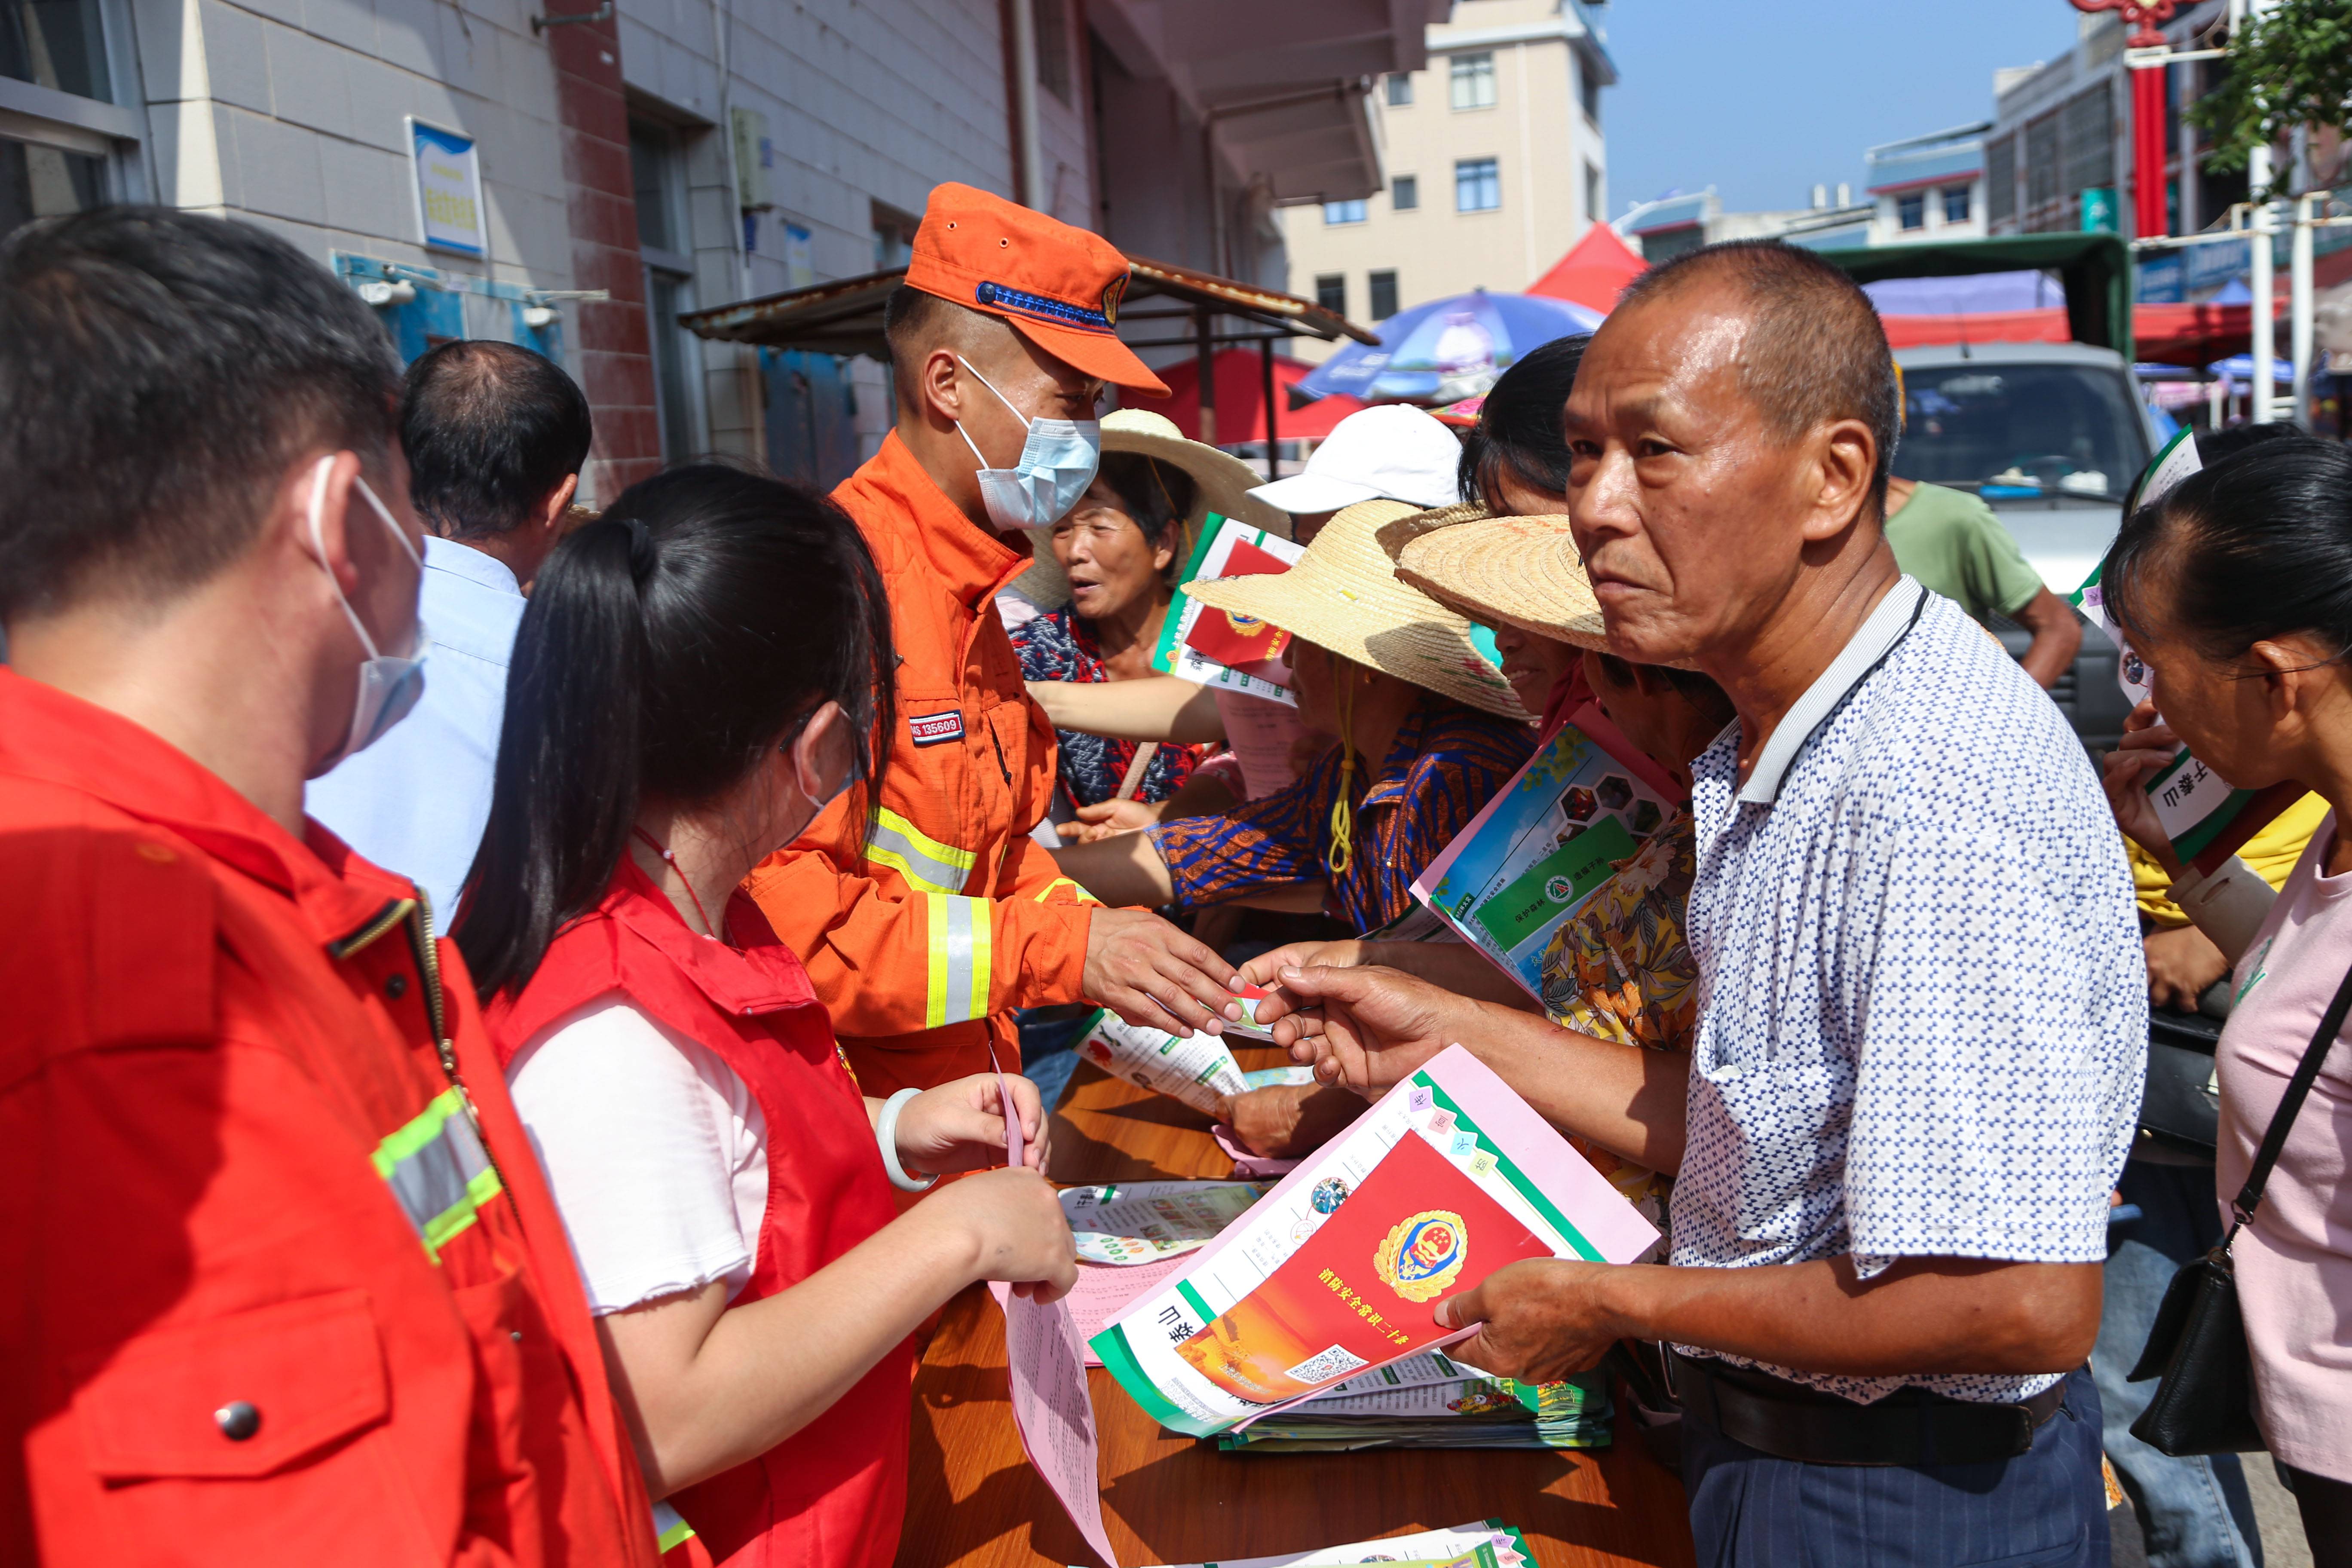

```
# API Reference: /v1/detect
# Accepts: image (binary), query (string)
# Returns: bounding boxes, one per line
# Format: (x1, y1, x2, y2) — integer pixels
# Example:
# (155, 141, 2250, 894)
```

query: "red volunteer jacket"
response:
(0, 669, 658, 1567)
(485, 858, 911, 1568)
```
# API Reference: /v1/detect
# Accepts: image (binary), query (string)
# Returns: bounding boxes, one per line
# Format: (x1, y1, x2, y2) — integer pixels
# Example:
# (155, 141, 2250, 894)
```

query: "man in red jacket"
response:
(0, 209, 660, 1565)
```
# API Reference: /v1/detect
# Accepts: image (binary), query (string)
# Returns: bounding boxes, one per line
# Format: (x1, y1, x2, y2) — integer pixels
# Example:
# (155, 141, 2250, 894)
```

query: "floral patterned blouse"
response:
(1008, 606, 1198, 809)
(1147, 693, 1534, 934)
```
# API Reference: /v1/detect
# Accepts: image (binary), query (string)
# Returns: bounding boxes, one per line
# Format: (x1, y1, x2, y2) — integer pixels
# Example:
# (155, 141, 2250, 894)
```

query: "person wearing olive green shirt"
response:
(1883, 478, 2082, 688)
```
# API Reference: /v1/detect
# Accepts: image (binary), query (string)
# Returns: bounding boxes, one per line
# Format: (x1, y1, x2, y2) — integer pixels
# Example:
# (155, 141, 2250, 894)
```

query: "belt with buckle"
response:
(1664, 1348, 2069, 1467)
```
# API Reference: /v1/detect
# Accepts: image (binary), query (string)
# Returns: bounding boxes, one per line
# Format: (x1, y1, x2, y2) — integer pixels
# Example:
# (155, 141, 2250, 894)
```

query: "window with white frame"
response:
(1449, 53, 1495, 111)
(1367, 270, 1398, 322)
(1385, 73, 1413, 107)
(1455, 157, 1500, 213)
(1897, 191, 1925, 231)
(1323, 198, 1367, 225)
(1392, 175, 1418, 211)
(1942, 184, 1972, 224)
(1314, 274, 1345, 315)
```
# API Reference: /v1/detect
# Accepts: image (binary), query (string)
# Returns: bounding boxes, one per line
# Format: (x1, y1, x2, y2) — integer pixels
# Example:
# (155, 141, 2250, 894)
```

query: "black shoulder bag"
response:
(2126, 956, 2352, 1455)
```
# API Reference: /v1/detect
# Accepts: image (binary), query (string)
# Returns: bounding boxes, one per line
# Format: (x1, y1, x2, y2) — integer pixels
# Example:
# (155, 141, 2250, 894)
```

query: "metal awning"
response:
(679, 252, 1377, 358)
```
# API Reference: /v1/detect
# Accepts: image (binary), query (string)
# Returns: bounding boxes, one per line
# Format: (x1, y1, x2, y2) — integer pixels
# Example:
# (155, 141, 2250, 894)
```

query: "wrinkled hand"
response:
(2103, 701, 2187, 877)
(929, 1167, 1078, 1303)
(2145, 924, 2230, 1013)
(1236, 939, 1368, 991)
(1264, 964, 1475, 1095)
(1083, 906, 1241, 1037)
(1436, 1259, 1625, 1384)
(894, 1072, 1050, 1175)
(1212, 1082, 1367, 1159)
(1057, 798, 1159, 843)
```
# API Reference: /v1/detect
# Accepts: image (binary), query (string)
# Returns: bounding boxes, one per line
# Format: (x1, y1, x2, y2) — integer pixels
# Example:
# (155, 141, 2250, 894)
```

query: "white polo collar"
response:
(1736, 576, 1926, 806)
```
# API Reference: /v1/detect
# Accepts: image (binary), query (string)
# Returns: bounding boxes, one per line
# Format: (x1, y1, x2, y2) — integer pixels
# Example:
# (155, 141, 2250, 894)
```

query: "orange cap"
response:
(905, 183, 1170, 397)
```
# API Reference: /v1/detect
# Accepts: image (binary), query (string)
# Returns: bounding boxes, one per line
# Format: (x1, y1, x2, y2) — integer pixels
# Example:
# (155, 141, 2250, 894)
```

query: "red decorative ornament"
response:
(2067, 0, 2180, 47)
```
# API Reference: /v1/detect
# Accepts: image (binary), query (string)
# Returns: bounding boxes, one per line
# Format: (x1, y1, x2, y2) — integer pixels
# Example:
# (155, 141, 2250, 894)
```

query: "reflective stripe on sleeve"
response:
(373, 1086, 504, 1263)
(652, 1502, 695, 1553)
(1032, 875, 1101, 906)
(867, 808, 977, 895)
(922, 892, 995, 1029)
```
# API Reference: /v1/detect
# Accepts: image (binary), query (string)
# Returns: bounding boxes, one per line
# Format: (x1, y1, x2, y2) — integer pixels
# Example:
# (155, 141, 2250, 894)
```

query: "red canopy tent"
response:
(1526, 224, 1648, 315)
(1125, 349, 1369, 446)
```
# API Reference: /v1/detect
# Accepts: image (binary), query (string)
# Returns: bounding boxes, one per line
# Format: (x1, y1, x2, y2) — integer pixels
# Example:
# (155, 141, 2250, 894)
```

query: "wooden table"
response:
(895, 1047, 1698, 1568)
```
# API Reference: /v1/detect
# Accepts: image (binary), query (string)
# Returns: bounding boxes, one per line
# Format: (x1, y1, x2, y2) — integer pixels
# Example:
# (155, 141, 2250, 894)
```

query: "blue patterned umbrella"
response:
(1295, 288, 1605, 404)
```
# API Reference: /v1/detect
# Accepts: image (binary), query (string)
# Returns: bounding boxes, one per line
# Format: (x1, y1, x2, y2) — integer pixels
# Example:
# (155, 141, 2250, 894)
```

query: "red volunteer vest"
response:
(485, 858, 911, 1568)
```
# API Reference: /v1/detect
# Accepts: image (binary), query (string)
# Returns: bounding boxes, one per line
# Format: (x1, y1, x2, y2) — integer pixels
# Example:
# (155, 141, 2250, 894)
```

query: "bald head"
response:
(1617, 241, 1899, 505)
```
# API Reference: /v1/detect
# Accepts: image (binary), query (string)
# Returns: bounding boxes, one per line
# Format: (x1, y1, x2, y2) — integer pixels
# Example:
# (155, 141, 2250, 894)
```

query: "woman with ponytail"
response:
(453, 466, 1075, 1568)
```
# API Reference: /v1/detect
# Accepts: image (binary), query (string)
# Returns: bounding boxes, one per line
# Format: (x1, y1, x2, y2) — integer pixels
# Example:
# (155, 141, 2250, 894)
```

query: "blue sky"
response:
(1596, 0, 2087, 217)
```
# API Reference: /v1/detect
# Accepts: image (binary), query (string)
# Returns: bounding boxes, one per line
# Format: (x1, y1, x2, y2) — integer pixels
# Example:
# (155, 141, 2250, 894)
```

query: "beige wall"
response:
(1278, 0, 1605, 362)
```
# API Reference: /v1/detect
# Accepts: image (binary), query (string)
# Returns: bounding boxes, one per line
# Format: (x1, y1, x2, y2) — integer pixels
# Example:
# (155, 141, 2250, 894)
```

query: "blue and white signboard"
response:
(407, 118, 486, 258)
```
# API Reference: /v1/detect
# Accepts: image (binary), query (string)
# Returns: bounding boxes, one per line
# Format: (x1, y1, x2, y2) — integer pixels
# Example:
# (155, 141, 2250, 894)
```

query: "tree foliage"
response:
(2186, 0, 2352, 195)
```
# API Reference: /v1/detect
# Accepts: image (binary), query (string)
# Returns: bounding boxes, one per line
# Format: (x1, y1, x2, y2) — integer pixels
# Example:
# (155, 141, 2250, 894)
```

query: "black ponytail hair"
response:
(2101, 435, 2352, 666)
(454, 463, 894, 999)
(1458, 334, 1589, 508)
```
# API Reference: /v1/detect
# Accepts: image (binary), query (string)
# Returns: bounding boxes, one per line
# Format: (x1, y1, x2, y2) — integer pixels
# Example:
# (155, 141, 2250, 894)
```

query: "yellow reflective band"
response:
(867, 807, 977, 895)
(373, 1087, 505, 1263)
(922, 892, 995, 1029)
(1032, 875, 1100, 906)
(652, 1502, 695, 1553)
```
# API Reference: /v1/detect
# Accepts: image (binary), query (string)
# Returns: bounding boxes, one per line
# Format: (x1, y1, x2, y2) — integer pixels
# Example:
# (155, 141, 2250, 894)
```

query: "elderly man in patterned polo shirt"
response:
(1258, 240, 2144, 1566)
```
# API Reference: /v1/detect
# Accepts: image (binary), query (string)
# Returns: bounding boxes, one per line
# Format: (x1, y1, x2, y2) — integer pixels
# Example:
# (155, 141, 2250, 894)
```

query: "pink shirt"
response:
(2218, 811, 2352, 1482)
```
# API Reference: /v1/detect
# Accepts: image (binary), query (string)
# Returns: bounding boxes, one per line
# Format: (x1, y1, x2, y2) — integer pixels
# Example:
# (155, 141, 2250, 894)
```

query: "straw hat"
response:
(1007, 408, 1289, 611)
(1393, 513, 1609, 651)
(1182, 498, 1530, 720)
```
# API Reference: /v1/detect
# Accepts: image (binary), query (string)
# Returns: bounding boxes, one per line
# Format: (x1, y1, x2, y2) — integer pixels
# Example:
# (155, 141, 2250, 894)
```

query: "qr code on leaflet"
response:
(1284, 1344, 1371, 1384)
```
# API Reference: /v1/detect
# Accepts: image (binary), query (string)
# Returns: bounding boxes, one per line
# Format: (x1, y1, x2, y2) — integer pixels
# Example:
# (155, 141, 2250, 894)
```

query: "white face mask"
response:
(305, 456, 427, 772)
(953, 355, 1102, 532)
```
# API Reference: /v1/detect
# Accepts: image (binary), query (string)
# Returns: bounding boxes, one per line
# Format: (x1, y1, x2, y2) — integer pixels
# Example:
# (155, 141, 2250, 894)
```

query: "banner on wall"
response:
(408, 118, 486, 258)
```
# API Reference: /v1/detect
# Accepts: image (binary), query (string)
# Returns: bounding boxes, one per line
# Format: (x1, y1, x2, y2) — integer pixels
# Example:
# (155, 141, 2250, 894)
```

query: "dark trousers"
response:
(1682, 1364, 2110, 1567)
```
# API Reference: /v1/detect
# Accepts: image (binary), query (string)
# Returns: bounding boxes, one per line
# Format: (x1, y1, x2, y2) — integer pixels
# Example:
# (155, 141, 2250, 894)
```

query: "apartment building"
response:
(1279, 0, 1613, 359)
(3, 0, 1435, 493)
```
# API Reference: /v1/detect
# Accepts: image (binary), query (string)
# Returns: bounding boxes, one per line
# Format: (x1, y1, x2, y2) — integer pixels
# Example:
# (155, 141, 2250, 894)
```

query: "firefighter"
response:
(0, 210, 658, 1565)
(747, 183, 1243, 1096)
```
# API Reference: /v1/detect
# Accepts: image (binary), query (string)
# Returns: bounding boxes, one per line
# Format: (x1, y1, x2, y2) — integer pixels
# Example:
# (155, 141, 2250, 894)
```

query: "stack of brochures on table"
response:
(1136, 1519, 1536, 1568)
(1091, 1045, 1660, 1441)
(1213, 1348, 1611, 1453)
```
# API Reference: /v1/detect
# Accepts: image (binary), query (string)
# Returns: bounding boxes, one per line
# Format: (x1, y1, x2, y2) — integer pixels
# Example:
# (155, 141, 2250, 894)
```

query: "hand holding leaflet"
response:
(1152, 517, 1307, 704)
(1091, 1045, 1658, 1436)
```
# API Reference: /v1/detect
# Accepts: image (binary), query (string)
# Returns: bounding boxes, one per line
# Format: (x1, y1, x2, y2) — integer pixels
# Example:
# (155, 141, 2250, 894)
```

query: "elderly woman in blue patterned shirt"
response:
(1047, 497, 1532, 931)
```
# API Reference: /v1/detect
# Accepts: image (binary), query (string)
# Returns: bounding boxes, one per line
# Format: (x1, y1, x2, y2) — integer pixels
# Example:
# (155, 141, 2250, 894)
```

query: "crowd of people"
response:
(0, 178, 2344, 1568)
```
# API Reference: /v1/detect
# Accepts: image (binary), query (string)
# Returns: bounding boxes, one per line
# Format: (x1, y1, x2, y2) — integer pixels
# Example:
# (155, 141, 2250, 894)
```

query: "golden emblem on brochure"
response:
(1374, 1210, 1467, 1302)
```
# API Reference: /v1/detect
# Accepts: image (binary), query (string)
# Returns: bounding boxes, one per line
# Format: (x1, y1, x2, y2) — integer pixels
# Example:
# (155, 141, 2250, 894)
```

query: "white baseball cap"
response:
(1247, 403, 1464, 514)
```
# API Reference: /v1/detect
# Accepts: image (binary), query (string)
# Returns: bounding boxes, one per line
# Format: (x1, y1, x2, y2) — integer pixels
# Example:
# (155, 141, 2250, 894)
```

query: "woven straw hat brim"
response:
(1005, 422, 1291, 612)
(1100, 426, 1292, 540)
(1372, 499, 1491, 567)
(1395, 516, 1609, 651)
(1184, 498, 1531, 721)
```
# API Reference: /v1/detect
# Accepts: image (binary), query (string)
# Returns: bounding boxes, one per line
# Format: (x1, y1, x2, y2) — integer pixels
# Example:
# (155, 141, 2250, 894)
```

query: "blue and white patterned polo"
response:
(1670, 576, 2147, 1405)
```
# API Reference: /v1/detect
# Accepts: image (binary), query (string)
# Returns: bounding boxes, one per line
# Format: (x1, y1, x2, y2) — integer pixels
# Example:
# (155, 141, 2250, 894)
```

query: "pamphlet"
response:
(1075, 1008, 1249, 1115)
(1132, 1520, 1534, 1568)
(988, 1052, 1120, 1568)
(1061, 1180, 1271, 1265)
(1091, 1045, 1660, 1437)
(1215, 1352, 1612, 1452)
(1410, 719, 1678, 1005)
(1243, 1065, 1320, 1090)
(1152, 517, 1307, 704)
(2071, 429, 2285, 862)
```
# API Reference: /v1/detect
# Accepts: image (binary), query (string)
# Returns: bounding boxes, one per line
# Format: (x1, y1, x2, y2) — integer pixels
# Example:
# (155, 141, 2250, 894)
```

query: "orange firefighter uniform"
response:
(0, 668, 660, 1568)
(745, 183, 1170, 1096)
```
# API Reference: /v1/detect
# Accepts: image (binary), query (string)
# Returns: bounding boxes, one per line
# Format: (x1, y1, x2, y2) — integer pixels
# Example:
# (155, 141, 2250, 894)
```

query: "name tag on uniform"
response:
(908, 710, 964, 747)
